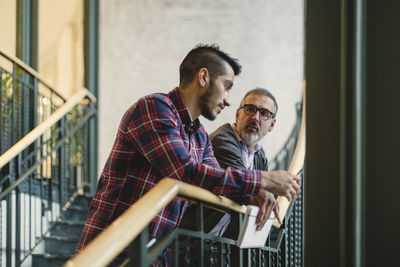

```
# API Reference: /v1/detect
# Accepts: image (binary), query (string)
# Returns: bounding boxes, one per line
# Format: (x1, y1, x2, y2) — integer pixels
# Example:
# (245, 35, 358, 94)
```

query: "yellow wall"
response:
(39, 0, 84, 98)
(0, 0, 84, 99)
(0, 0, 16, 55)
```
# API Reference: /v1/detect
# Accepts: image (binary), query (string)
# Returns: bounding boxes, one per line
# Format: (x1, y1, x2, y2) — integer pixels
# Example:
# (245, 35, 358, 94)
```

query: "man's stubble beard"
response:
(199, 84, 217, 121)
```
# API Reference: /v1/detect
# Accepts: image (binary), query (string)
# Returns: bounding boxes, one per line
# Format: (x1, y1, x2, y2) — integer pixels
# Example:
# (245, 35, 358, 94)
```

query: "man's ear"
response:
(198, 68, 209, 87)
(268, 118, 276, 132)
(235, 108, 240, 121)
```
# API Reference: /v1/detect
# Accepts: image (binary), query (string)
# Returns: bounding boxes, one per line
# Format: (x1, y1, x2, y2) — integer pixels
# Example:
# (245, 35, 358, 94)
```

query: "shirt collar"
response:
(169, 87, 201, 132)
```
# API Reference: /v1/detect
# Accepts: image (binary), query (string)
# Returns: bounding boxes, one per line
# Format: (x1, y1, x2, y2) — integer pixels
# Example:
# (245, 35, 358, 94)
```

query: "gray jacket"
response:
(209, 123, 269, 171)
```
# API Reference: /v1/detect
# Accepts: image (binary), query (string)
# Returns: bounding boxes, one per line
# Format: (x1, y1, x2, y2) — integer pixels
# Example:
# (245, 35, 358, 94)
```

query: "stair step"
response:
(61, 206, 89, 224)
(28, 195, 93, 266)
(50, 221, 85, 239)
(71, 194, 92, 208)
(32, 253, 72, 267)
(44, 236, 79, 255)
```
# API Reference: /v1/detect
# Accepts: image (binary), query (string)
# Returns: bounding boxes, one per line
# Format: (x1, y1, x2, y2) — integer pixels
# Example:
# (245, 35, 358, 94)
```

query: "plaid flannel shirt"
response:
(77, 87, 261, 255)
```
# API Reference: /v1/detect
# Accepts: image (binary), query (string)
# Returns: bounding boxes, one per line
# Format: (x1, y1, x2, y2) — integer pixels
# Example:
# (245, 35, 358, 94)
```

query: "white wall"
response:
(99, 0, 304, 174)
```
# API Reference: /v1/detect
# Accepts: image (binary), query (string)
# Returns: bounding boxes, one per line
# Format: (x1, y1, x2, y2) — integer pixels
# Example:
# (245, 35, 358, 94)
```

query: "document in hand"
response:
(237, 205, 275, 248)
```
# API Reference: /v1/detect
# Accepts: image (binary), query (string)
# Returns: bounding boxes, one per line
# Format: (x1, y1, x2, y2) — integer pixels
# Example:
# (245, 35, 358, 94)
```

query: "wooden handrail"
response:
(0, 47, 65, 100)
(64, 178, 246, 267)
(272, 88, 306, 228)
(0, 89, 96, 169)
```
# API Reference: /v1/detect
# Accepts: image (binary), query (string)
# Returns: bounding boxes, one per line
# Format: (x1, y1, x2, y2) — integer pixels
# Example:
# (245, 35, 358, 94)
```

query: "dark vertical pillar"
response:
(16, 0, 38, 68)
(306, 0, 400, 266)
(84, 0, 99, 194)
(16, 0, 39, 141)
(364, 1, 400, 266)
(305, 0, 361, 266)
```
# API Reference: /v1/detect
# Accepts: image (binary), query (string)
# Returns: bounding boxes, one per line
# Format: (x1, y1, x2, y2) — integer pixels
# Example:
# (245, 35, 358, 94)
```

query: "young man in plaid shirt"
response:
(77, 44, 301, 265)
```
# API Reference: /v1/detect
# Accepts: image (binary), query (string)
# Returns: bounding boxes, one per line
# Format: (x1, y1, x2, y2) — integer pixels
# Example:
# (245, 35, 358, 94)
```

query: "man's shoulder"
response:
(120, 92, 175, 126)
(142, 92, 172, 105)
(210, 123, 242, 153)
(209, 123, 235, 141)
(127, 92, 174, 113)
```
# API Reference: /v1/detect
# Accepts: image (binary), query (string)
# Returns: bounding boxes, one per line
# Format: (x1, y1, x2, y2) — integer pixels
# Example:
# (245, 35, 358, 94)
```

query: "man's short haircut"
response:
(239, 87, 278, 118)
(179, 44, 242, 87)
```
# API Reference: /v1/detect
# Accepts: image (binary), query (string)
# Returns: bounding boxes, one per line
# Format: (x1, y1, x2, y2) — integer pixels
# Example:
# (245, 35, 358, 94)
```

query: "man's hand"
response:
(250, 189, 282, 230)
(260, 170, 301, 201)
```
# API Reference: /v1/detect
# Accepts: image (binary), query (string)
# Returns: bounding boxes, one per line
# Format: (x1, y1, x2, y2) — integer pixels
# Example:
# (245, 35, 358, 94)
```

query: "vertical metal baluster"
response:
(299, 167, 305, 267)
(283, 215, 288, 267)
(218, 242, 223, 267)
(231, 212, 243, 267)
(29, 165, 32, 256)
(226, 244, 231, 267)
(23, 184, 26, 262)
(15, 187, 21, 267)
(39, 135, 44, 238)
(6, 191, 12, 267)
(129, 226, 149, 266)
(33, 78, 37, 136)
(60, 117, 66, 212)
(33, 149, 38, 255)
(6, 158, 15, 267)
(67, 118, 72, 203)
(48, 128, 53, 223)
(196, 202, 204, 267)
(22, 70, 29, 263)
(173, 237, 179, 267)
(55, 126, 61, 215)
(0, 68, 3, 152)
(15, 154, 22, 267)
(84, 118, 89, 190)
(12, 63, 16, 149)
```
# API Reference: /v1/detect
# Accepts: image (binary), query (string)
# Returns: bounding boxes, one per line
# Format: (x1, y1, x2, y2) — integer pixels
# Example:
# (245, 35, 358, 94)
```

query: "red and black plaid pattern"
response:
(77, 88, 261, 254)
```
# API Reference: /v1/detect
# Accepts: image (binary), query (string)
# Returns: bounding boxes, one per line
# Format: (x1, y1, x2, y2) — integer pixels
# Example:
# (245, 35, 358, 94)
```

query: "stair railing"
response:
(0, 47, 97, 267)
(0, 47, 66, 154)
(0, 89, 96, 169)
(0, 89, 96, 267)
(66, 91, 305, 267)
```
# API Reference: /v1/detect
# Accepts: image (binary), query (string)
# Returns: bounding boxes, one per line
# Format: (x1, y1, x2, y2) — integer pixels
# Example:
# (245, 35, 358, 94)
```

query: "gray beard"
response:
(241, 133, 260, 146)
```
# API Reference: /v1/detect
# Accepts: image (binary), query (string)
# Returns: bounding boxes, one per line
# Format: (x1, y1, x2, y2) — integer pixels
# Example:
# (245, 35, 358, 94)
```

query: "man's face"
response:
(235, 93, 276, 145)
(200, 62, 234, 120)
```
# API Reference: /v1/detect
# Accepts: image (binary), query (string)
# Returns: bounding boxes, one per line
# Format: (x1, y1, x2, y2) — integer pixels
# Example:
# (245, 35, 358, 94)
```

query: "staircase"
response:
(30, 194, 92, 267)
(0, 48, 97, 267)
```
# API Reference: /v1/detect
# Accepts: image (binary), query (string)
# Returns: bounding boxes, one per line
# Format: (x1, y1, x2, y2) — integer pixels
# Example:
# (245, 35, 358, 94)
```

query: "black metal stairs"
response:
(30, 194, 92, 267)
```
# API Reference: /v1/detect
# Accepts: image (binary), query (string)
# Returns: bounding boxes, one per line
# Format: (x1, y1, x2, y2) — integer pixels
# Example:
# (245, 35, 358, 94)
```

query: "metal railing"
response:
(126, 177, 305, 267)
(0, 48, 97, 267)
(66, 93, 305, 267)
(268, 100, 304, 266)
(0, 47, 65, 155)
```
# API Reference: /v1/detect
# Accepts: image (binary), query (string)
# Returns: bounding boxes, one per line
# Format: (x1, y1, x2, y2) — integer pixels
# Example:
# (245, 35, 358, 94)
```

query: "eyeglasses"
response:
(239, 104, 274, 120)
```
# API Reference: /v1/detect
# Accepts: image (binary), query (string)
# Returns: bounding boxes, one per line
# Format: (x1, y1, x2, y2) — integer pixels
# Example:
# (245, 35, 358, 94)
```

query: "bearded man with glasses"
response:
(211, 88, 277, 172)
(197, 88, 279, 237)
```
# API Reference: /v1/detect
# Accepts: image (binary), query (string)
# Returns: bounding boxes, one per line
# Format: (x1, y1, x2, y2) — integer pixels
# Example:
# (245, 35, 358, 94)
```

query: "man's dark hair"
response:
(179, 44, 242, 87)
(240, 87, 279, 118)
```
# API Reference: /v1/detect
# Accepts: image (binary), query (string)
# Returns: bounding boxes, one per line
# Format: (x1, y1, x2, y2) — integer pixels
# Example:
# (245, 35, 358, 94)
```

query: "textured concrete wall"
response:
(99, 0, 304, 173)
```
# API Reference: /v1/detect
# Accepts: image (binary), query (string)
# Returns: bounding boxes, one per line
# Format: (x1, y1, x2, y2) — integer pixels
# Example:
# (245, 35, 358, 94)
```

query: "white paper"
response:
(236, 205, 275, 248)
